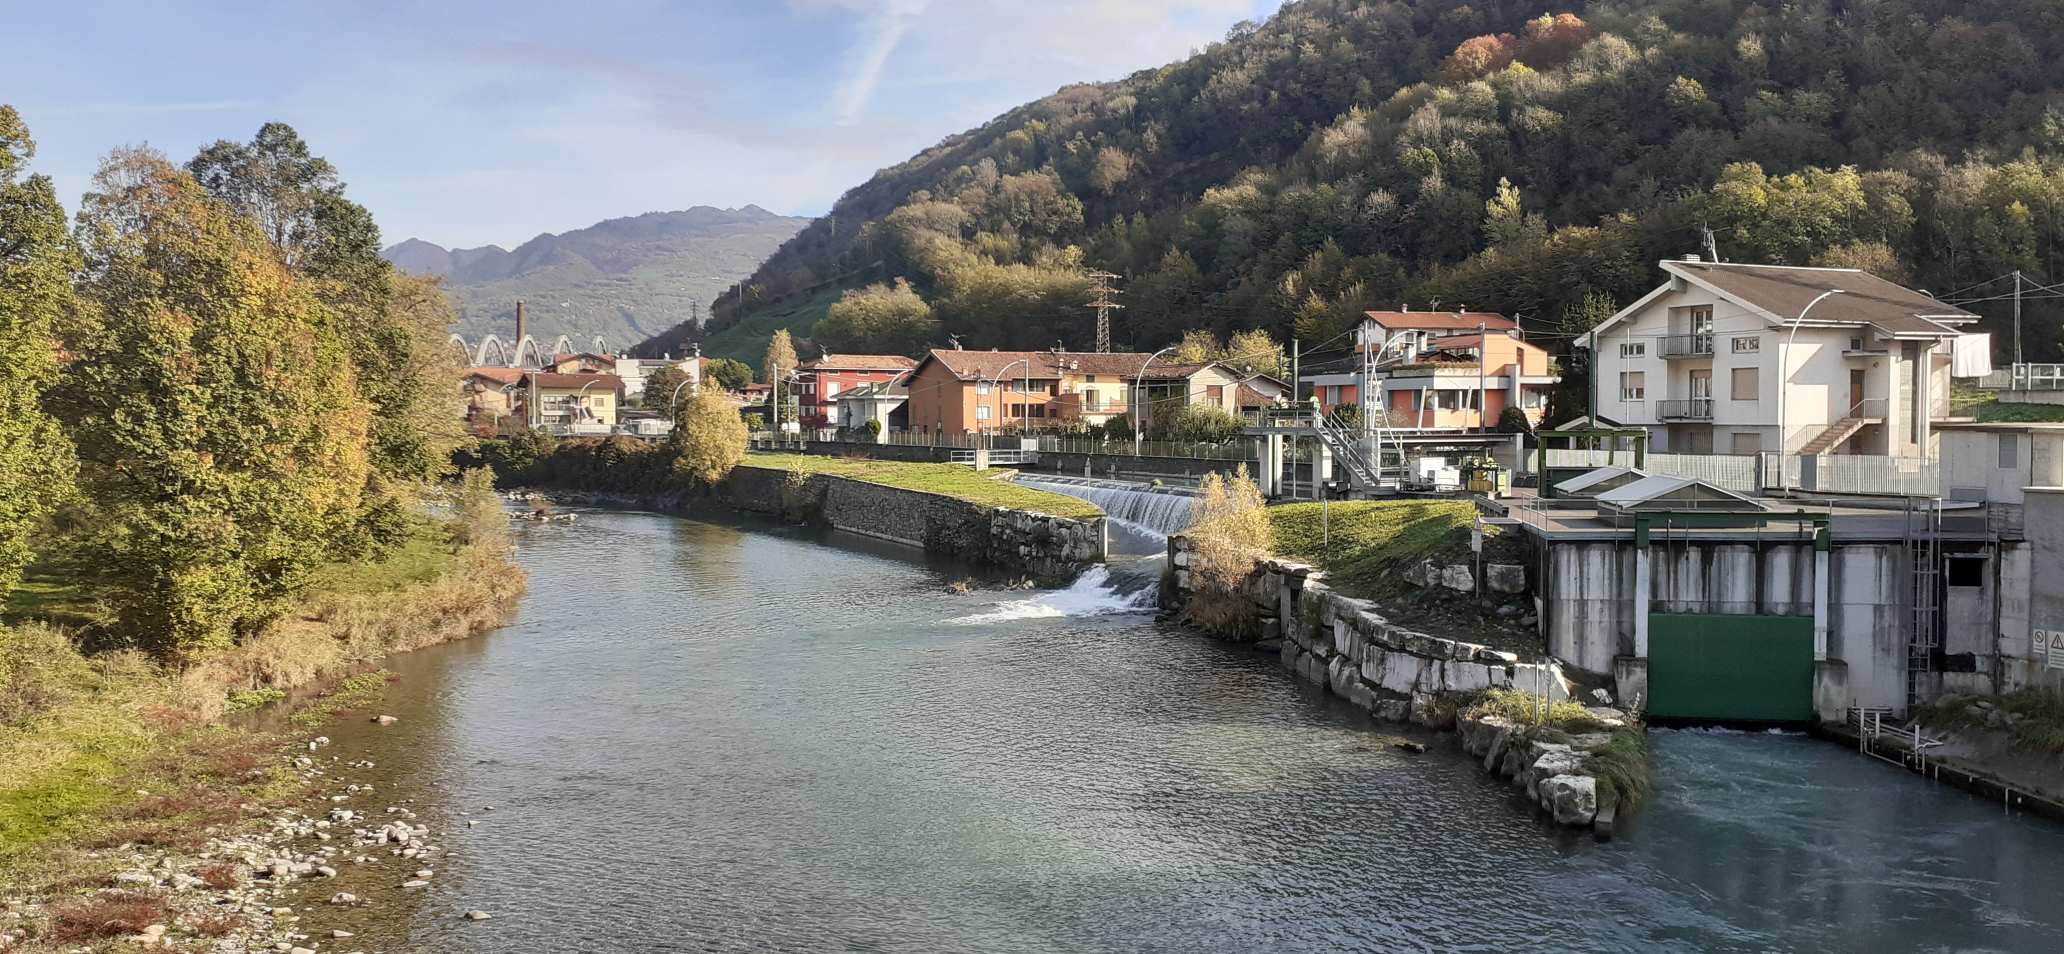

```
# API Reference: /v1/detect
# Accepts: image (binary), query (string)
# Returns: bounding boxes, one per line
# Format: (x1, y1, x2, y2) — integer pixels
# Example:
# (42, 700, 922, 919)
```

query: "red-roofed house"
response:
(463, 367, 526, 436)
(903, 348, 1291, 435)
(1355, 308, 1517, 361)
(796, 354, 919, 429)
(523, 371, 624, 434)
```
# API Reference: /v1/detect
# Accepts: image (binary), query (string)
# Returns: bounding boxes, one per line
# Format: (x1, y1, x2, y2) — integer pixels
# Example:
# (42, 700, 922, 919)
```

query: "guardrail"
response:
(1977, 363, 2064, 390)
(1546, 447, 1937, 496)
(1658, 333, 1714, 358)
(1657, 399, 1714, 420)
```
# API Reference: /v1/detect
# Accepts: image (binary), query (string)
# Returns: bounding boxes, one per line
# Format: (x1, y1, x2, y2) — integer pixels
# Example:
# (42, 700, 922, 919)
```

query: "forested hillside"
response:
(652, 0, 2064, 397)
(386, 206, 807, 349)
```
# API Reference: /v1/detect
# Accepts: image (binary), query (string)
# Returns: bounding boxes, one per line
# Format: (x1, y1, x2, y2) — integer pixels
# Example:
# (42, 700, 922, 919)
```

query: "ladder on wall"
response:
(1904, 499, 1942, 710)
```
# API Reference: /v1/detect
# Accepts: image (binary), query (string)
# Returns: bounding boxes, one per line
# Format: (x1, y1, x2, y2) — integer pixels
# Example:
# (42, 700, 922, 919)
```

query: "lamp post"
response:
(1133, 346, 1176, 454)
(1776, 288, 1846, 493)
(574, 380, 599, 433)
(982, 359, 1029, 441)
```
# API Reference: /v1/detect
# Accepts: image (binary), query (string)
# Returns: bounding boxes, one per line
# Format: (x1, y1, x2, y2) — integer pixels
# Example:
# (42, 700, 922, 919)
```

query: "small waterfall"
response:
(947, 565, 1156, 625)
(1015, 476, 1198, 541)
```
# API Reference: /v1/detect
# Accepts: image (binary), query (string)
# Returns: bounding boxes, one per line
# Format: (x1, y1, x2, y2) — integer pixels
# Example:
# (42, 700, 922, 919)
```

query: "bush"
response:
(673, 391, 748, 485)
(1182, 466, 1272, 636)
(1151, 403, 1246, 443)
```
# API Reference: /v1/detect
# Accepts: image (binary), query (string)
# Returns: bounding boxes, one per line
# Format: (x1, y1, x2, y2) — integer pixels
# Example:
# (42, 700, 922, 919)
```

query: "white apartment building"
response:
(1578, 259, 1980, 456)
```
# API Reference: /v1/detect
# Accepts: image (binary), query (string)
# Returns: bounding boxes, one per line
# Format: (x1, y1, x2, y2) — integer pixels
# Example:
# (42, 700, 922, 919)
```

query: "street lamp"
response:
(1776, 288, 1845, 493)
(1133, 345, 1176, 454)
(982, 359, 1030, 440)
(573, 380, 600, 433)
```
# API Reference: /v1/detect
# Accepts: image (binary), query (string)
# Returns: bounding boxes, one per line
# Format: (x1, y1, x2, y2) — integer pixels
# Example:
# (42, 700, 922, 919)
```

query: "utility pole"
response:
(2014, 269, 2024, 367)
(1292, 337, 1302, 501)
(1477, 319, 1488, 434)
(690, 300, 700, 327)
(1086, 270, 1123, 353)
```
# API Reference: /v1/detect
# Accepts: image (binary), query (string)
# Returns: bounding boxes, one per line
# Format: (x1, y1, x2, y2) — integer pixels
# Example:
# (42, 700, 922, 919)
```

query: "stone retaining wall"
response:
(1164, 534, 1634, 833)
(715, 466, 1105, 583)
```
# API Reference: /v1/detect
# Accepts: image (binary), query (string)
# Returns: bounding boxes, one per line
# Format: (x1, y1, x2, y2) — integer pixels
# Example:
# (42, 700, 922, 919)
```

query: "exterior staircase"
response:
(1798, 416, 1868, 455)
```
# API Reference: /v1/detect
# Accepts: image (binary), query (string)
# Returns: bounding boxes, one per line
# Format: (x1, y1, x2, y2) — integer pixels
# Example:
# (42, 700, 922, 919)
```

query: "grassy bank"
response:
(0, 482, 526, 889)
(1951, 383, 2064, 423)
(744, 453, 1103, 520)
(1469, 687, 1651, 811)
(1266, 500, 1531, 647)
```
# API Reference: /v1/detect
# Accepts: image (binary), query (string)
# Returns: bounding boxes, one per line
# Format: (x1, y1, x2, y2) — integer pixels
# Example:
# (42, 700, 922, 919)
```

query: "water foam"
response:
(948, 565, 1156, 625)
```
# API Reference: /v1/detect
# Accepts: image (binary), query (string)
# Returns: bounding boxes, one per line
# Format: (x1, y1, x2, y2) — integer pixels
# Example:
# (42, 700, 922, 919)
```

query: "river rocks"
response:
(372, 715, 398, 725)
(1538, 775, 1598, 826)
(1439, 565, 1474, 592)
(464, 910, 493, 921)
(1485, 563, 1527, 594)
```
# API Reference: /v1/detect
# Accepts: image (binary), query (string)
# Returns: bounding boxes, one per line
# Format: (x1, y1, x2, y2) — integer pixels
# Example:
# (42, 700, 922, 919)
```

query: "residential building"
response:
(903, 348, 1290, 435)
(1304, 321, 1557, 430)
(1354, 308, 1517, 359)
(834, 380, 910, 438)
(1577, 258, 1979, 456)
(796, 354, 918, 429)
(524, 371, 622, 434)
(550, 352, 618, 375)
(463, 367, 524, 437)
(615, 354, 704, 401)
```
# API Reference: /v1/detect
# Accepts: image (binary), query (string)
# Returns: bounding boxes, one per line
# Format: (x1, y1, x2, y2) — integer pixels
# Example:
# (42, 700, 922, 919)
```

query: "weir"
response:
(1014, 476, 1198, 542)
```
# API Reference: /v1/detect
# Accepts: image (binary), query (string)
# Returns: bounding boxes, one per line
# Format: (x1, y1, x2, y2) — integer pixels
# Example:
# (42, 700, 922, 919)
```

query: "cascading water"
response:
(1014, 476, 1198, 544)
(948, 564, 1157, 624)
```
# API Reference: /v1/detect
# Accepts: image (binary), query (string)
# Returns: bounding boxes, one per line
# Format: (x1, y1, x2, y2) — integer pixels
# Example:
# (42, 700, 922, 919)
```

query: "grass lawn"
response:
(1267, 500, 1491, 599)
(1951, 383, 2064, 423)
(742, 453, 1104, 520)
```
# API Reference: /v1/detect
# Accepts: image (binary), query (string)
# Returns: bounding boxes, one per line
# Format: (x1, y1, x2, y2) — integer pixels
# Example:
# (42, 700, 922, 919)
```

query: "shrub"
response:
(1469, 687, 1606, 730)
(1182, 466, 1272, 636)
(673, 391, 749, 485)
(1151, 403, 1246, 443)
(46, 891, 171, 942)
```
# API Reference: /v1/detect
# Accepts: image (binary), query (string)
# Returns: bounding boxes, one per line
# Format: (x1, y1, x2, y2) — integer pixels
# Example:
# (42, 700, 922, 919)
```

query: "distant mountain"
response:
(385, 205, 809, 351)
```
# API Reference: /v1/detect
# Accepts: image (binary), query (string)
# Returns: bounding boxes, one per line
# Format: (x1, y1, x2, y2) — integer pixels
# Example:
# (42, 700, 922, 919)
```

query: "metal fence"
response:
(1033, 435, 1256, 461)
(1545, 447, 1938, 496)
(1976, 363, 2064, 390)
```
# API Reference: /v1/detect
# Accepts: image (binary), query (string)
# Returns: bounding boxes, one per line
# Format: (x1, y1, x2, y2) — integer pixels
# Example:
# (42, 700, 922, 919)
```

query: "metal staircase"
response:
(1798, 399, 1888, 456)
(1315, 411, 1380, 490)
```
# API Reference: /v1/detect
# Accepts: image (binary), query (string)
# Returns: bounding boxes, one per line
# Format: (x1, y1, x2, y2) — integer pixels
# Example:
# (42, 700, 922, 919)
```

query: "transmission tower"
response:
(1086, 270, 1124, 353)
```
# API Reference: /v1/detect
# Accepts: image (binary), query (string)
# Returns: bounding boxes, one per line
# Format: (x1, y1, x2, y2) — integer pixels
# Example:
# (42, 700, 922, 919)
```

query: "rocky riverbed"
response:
(0, 727, 491, 954)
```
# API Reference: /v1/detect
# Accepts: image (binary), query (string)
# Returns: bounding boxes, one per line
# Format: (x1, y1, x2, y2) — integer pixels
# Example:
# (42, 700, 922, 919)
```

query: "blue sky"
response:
(7, 0, 1282, 249)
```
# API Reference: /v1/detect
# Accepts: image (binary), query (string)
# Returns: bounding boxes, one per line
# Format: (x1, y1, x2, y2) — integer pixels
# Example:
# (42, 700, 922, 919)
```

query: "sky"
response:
(6, 0, 1283, 250)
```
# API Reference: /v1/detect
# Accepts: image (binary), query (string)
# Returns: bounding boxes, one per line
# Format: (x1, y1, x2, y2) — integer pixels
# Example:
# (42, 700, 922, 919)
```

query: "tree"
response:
(815, 279, 939, 356)
(1152, 403, 1247, 443)
(1170, 329, 1220, 365)
(705, 357, 754, 391)
(62, 148, 374, 659)
(763, 329, 799, 384)
(0, 106, 79, 597)
(672, 390, 746, 485)
(1222, 329, 1287, 377)
(643, 364, 691, 409)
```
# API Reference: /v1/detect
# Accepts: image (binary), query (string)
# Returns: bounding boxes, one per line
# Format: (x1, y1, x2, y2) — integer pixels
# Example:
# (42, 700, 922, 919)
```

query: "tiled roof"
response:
(1671, 261, 1975, 334)
(525, 371, 623, 390)
(467, 367, 523, 386)
(801, 354, 919, 371)
(917, 349, 1275, 381)
(1364, 310, 1516, 332)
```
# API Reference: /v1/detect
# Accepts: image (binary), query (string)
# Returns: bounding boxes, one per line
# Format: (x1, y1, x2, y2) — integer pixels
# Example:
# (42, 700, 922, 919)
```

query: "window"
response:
(1849, 337, 1864, 351)
(1732, 335, 1760, 353)
(1731, 367, 1759, 400)
(976, 381, 991, 395)
(1730, 432, 1763, 455)
(1947, 556, 1985, 588)
(975, 406, 992, 421)
(1085, 375, 1099, 383)
(1619, 342, 1646, 358)
(1207, 385, 1224, 403)
(2001, 434, 2020, 469)
(1688, 305, 1713, 333)
(1619, 371, 1645, 401)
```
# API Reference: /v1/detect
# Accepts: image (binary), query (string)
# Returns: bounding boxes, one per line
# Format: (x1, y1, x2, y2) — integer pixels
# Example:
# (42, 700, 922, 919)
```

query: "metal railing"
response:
(1977, 363, 2064, 391)
(1659, 333, 1715, 358)
(1547, 447, 1937, 496)
(1845, 398, 1888, 420)
(1657, 398, 1714, 420)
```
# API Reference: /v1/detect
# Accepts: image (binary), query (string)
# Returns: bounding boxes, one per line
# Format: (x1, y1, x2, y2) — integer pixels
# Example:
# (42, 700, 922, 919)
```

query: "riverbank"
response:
(474, 436, 1108, 582)
(1164, 500, 1645, 835)
(0, 483, 525, 952)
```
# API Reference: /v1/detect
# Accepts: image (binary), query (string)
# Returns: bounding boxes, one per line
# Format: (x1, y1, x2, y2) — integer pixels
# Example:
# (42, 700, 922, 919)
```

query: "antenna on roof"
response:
(1703, 226, 1721, 263)
(948, 335, 963, 351)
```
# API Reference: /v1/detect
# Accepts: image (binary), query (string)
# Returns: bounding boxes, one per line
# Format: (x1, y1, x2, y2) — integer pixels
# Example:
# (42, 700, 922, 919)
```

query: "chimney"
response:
(514, 301, 527, 362)
(1401, 303, 1410, 313)
(1684, 253, 1702, 263)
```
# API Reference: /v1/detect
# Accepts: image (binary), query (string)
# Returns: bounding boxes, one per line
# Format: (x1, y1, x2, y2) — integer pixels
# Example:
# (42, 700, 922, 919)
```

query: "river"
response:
(303, 507, 2064, 953)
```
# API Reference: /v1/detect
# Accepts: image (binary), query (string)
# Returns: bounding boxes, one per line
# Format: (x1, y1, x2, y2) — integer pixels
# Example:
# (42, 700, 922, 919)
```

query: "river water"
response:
(306, 507, 2064, 953)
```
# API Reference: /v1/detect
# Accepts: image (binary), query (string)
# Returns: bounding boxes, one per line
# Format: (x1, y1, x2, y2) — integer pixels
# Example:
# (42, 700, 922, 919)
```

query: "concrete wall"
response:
(1539, 536, 1912, 714)
(2012, 489, 2064, 694)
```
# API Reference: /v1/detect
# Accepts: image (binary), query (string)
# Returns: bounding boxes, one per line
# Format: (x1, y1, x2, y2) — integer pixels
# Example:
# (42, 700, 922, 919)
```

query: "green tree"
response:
(705, 357, 754, 391)
(815, 279, 939, 356)
(643, 364, 692, 409)
(1169, 329, 1220, 365)
(672, 390, 747, 485)
(62, 148, 375, 659)
(762, 328, 799, 384)
(0, 106, 79, 597)
(189, 123, 456, 486)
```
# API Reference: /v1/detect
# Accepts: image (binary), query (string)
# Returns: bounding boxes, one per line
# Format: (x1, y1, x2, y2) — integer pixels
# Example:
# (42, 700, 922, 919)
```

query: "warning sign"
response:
(2044, 630, 2064, 672)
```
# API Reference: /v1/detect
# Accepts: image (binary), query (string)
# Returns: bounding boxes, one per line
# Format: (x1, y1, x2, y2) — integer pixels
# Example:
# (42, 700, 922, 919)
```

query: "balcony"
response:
(1658, 398, 1714, 420)
(1659, 333, 1715, 359)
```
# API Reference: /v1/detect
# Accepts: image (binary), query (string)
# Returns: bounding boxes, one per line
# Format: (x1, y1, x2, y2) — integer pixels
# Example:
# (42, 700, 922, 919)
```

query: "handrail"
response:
(1845, 398, 1888, 420)
(1657, 398, 1714, 420)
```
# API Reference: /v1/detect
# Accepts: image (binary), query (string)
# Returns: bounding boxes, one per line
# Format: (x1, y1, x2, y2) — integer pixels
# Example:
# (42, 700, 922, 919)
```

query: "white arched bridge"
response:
(449, 333, 613, 369)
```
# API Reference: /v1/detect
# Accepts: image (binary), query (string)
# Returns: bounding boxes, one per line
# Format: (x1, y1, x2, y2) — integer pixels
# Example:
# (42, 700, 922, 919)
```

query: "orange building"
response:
(1376, 333, 1556, 429)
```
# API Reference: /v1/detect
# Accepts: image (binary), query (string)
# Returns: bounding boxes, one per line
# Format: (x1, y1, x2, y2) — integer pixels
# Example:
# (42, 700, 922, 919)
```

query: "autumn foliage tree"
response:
(671, 390, 747, 486)
(61, 148, 374, 658)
